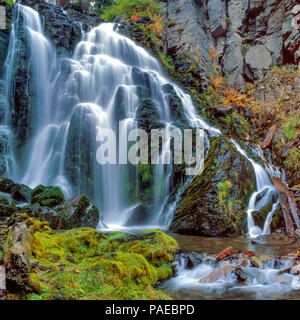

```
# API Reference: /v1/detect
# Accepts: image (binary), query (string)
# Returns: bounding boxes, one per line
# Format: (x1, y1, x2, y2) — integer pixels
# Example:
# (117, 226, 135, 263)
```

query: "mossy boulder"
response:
(0, 177, 15, 194)
(2, 216, 178, 300)
(31, 185, 65, 208)
(57, 195, 100, 229)
(170, 136, 256, 237)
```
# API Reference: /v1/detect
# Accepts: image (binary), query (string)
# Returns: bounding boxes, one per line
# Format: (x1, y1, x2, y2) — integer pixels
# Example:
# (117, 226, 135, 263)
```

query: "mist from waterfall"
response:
(1, 4, 280, 233)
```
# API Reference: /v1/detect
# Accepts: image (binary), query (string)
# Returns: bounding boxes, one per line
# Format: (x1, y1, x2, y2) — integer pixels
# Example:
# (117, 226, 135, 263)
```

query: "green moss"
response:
(31, 185, 65, 208)
(102, 0, 164, 21)
(282, 115, 299, 140)
(23, 219, 177, 300)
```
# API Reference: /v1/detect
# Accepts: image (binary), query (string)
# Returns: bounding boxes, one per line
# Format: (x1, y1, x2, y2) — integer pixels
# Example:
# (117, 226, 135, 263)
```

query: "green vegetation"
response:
(31, 185, 65, 208)
(22, 218, 178, 300)
(282, 115, 300, 140)
(101, 0, 164, 21)
(2, 0, 14, 5)
(284, 148, 300, 170)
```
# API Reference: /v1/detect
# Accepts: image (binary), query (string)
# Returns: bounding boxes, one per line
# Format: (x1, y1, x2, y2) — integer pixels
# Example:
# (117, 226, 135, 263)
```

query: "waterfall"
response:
(233, 142, 279, 238)
(2, 4, 280, 234)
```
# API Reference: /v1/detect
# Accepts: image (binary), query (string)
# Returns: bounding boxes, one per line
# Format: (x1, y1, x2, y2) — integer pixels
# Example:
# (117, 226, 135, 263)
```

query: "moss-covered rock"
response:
(2, 216, 178, 300)
(31, 185, 65, 208)
(170, 136, 256, 237)
(56, 195, 100, 229)
(0, 177, 15, 194)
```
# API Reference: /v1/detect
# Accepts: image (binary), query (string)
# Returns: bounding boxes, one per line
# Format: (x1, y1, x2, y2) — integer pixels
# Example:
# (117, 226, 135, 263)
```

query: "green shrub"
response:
(101, 0, 163, 21)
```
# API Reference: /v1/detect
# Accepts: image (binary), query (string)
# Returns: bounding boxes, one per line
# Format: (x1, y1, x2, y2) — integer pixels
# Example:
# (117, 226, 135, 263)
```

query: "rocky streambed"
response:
(161, 235, 300, 300)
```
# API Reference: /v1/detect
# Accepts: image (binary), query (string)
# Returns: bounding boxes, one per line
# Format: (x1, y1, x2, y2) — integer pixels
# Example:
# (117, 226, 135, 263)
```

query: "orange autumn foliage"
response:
(129, 15, 142, 21)
(221, 87, 251, 108)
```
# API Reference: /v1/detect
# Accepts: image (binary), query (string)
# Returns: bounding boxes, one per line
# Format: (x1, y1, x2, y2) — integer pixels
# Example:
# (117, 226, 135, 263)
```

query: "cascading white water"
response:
(2, 4, 280, 233)
(233, 142, 279, 238)
(161, 254, 298, 300)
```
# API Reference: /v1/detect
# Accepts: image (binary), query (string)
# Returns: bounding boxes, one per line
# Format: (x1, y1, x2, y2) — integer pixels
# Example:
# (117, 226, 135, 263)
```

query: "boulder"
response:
(185, 252, 207, 268)
(234, 267, 254, 282)
(125, 203, 153, 226)
(199, 264, 235, 283)
(11, 184, 32, 203)
(26, 206, 68, 230)
(31, 185, 65, 208)
(57, 195, 100, 229)
(170, 136, 256, 237)
(250, 256, 263, 268)
(245, 45, 273, 80)
(0, 177, 15, 194)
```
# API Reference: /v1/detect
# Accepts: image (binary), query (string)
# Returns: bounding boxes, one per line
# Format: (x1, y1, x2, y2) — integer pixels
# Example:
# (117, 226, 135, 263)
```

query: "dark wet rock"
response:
(0, 203, 14, 217)
(170, 136, 256, 237)
(11, 184, 32, 203)
(135, 98, 164, 133)
(31, 185, 65, 208)
(57, 194, 100, 229)
(234, 267, 254, 282)
(185, 252, 206, 268)
(162, 84, 190, 127)
(0, 138, 10, 177)
(0, 29, 10, 76)
(125, 203, 153, 226)
(20, 0, 103, 56)
(0, 177, 15, 194)
(251, 233, 293, 245)
(64, 104, 97, 199)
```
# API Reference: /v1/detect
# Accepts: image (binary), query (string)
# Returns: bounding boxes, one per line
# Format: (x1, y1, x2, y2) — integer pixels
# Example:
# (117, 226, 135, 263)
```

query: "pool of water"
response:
(169, 233, 300, 256)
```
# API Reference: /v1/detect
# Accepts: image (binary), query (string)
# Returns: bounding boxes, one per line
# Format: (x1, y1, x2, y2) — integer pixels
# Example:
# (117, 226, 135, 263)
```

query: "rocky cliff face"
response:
(161, 0, 299, 90)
